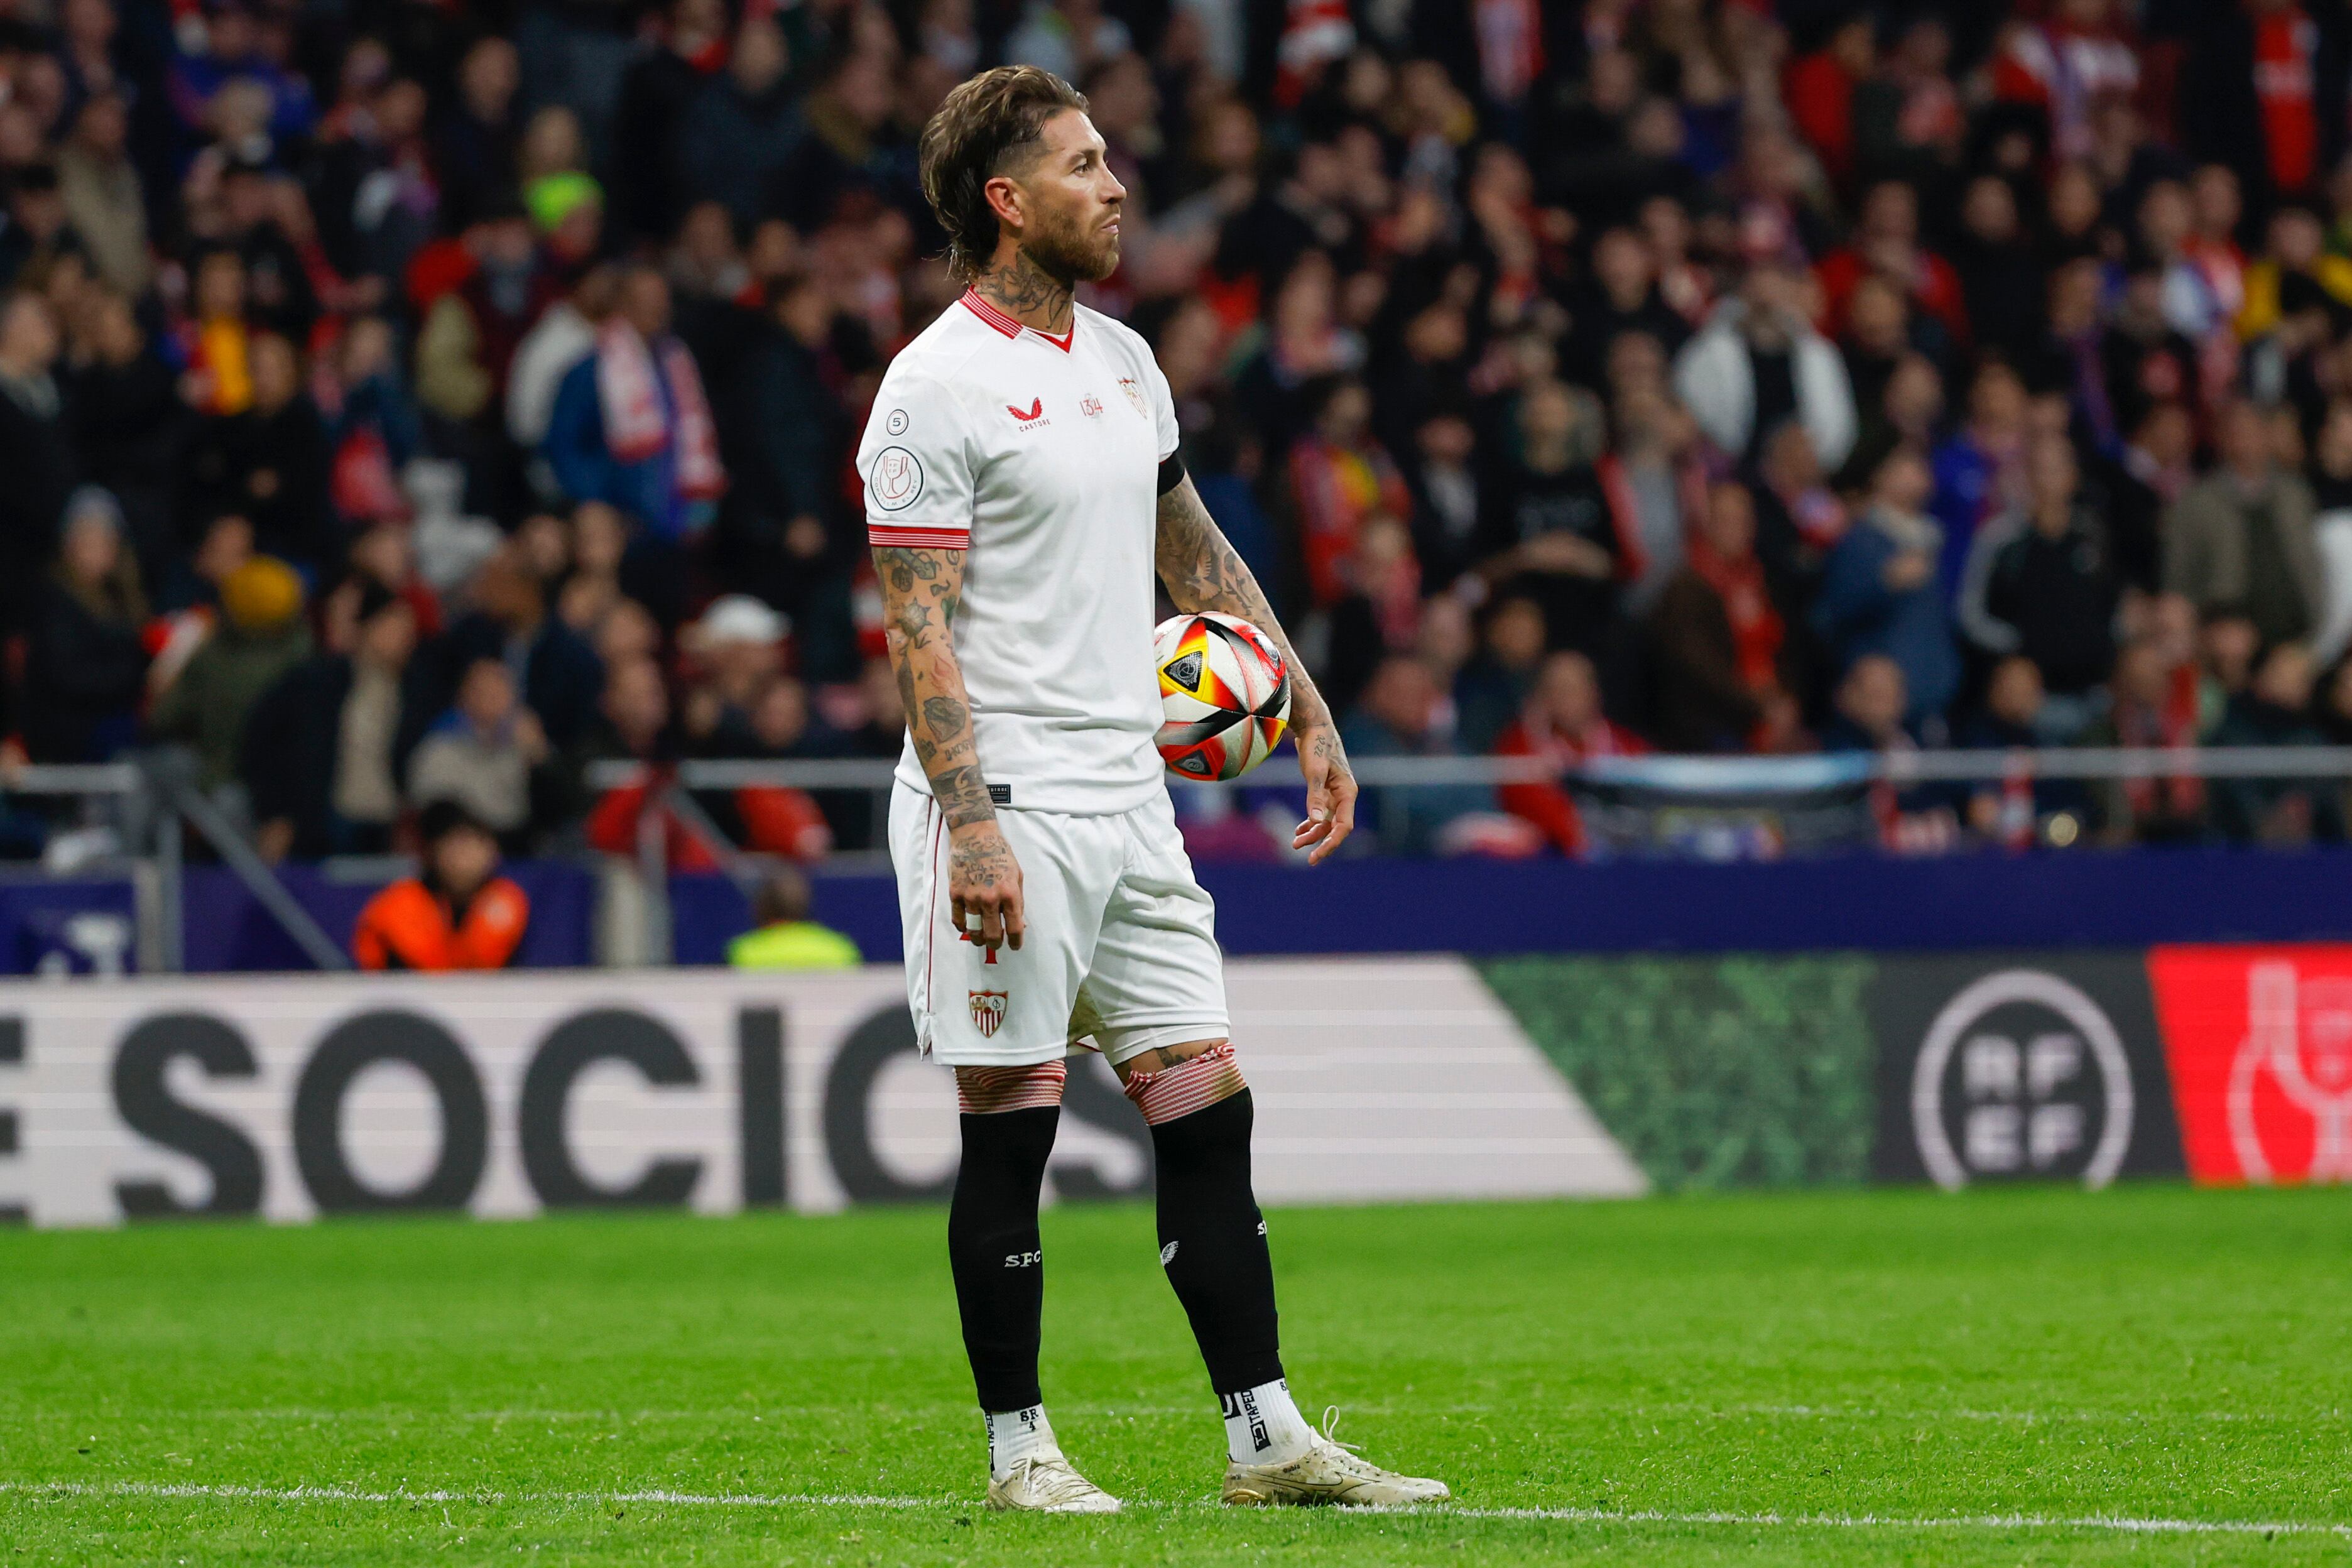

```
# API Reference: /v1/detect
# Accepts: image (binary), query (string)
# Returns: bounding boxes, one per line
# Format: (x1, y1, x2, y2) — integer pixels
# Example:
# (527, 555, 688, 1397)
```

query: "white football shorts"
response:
(888, 780, 1230, 1068)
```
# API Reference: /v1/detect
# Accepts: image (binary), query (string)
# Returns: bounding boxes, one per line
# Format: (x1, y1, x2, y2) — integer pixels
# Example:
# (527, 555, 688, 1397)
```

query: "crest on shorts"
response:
(969, 989, 1008, 1038)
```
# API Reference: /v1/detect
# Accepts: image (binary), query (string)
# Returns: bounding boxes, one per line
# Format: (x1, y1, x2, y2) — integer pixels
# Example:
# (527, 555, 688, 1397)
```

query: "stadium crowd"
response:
(4, 0, 2352, 864)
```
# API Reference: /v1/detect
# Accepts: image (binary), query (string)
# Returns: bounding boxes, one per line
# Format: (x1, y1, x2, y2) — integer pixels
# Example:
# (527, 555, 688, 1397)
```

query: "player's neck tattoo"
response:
(976, 248, 1074, 335)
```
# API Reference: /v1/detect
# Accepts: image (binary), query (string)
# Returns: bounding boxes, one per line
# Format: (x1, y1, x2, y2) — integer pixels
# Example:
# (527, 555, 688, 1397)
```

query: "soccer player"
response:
(862, 66, 1450, 1514)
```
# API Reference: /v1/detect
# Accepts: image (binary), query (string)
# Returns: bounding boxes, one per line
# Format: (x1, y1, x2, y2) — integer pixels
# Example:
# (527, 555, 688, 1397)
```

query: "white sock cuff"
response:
(984, 1403, 1059, 1478)
(1221, 1378, 1314, 1466)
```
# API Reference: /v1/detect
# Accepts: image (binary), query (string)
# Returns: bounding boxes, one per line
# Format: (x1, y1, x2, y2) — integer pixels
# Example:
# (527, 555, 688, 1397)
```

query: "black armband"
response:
(1157, 450, 1187, 495)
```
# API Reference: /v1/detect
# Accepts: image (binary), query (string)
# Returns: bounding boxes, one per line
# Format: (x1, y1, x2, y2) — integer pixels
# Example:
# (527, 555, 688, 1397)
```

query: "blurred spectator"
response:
(407, 658, 553, 847)
(2211, 643, 2341, 843)
(543, 264, 724, 540)
(1674, 263, 1856, 472)
(1956, 656, 2089, 842)
(1493, 650, 1645, 856)
(352, 799, 530, 971)
(1814, 437, 1961, 729)
(1958, 430, 2120, 733)
(435, 39, 523, 235)
(437, 547, 603, 751)
(1475, 381, 1620, 662)
(415, 199, 560, 513)
(1323, 513, 1422, 724)
(2100, 400, 2192, 598)
(57, 92, 146, 298)
(726, 272, 852, 647)
(680, 593, 787, 753)
(609, 0, 727, 244)
(2082, 635, 2206, 844)
(1816, 179, 1966, 346)
(1929, 361, 2028, 602)
(21, 486, 148, 763)
(1822, 651, 1959, 852)
(242, 580, 427, 863)
(675, 15, 798, 234)
(1648, 481, 1801, 754)
(729, 864, 861, 971)
(184, 331, 331, 574)
(1289, 374, 1409, 609)
(60, 289, 180, 590)
(2166, 400, 2324, 650)
(0, 293, 72, 629)
(1341, 655, 1496, 857)
(1952, 174, 2045, 366)
(1456, 594, 1548, 754)
(149, 555, 311, 790)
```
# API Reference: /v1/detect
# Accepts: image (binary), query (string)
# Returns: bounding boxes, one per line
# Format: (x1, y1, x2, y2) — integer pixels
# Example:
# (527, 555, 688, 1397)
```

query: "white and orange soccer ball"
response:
(1153, 612, 1292, 780)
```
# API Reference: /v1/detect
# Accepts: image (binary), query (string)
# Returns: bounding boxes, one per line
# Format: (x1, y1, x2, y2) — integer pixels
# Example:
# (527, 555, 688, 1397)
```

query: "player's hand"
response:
(1292, 724, 1356, 865)
(948, 822, 1026, 952)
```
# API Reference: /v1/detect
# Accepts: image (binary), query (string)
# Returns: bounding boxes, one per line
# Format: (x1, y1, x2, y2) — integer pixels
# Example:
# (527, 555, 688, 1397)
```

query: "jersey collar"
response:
(959, 288, 1076, 352)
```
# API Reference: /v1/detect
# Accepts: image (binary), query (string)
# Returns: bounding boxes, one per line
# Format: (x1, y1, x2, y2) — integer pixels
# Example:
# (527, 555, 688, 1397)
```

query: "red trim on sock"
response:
(957, 1060, 1067, 1114)
(1123, 1043, 1245, 1126)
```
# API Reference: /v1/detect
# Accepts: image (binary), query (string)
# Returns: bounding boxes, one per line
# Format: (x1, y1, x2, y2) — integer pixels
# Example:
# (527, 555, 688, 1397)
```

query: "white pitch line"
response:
(5, 1481, 2349, 1538)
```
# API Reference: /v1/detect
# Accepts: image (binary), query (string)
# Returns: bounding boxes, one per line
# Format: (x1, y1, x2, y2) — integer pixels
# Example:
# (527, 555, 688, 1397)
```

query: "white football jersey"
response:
(861, 290, 1179, 815)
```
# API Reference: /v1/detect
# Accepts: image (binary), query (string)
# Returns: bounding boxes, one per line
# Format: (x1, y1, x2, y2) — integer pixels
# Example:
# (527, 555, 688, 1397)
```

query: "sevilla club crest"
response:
(969, 989, 1008, 1038)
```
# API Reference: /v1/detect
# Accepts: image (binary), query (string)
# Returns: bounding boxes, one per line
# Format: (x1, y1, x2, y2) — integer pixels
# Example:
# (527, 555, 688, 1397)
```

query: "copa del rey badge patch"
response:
(969, 989, 1008, 1038)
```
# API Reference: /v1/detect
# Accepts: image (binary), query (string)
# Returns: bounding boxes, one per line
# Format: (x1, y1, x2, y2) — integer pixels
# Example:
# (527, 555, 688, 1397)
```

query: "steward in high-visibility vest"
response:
(726, 866, 860, 971)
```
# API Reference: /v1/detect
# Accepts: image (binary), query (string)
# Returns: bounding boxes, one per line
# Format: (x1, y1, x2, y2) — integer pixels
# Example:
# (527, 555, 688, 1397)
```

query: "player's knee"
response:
(1123, 1041, 1246, 1124)
(1111, 1036, 1228, 1086)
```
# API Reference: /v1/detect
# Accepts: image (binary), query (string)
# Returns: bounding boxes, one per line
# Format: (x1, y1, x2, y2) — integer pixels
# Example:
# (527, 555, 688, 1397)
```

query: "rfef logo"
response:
(2150, 946, 2352, 1184)
(1908, 969, 2136, 1189)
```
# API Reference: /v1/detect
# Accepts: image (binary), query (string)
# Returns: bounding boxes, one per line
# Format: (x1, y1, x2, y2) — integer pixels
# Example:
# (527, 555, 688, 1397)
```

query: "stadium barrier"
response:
(3, 945, 2341, 1227)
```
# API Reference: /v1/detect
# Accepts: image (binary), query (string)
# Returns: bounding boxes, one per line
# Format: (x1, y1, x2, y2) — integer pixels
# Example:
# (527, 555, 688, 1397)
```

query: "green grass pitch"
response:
(3, 1185, 2349, 1565)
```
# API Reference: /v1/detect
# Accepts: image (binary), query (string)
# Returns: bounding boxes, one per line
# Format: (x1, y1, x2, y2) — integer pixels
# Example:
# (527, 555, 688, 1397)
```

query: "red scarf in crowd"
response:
(2113, 664, 2206, 821)
(596, 319, 726, 501)
(2255, 4, 2320, 194)
(1685, 530, 1783, 692)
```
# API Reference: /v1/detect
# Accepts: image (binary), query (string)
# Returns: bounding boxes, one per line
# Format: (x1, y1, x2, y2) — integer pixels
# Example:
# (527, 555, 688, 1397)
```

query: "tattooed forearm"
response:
(874, 544, 996, 829)
(1155, 476, 1336, 732)
(975, 248, 1074, 334)
(928, 764, 997, 830)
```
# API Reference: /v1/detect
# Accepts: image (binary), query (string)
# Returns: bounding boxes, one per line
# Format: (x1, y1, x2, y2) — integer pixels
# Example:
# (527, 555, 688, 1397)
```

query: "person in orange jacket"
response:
(352, 799, 530, 970)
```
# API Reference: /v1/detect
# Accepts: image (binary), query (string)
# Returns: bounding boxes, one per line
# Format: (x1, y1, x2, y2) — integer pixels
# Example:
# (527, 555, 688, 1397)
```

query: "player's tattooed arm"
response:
(1155, 474, 1357, 863)
(1154, 476, 1335, 732)
(875, 545, 989, 824)
(875, 542, 1026, 947)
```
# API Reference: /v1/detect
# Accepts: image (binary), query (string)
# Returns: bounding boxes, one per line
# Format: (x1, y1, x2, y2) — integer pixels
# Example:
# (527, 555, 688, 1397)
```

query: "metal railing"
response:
(0, 751, 349, 972)
(6, 745, 2347, 971)
(585, 745, 2352, 795)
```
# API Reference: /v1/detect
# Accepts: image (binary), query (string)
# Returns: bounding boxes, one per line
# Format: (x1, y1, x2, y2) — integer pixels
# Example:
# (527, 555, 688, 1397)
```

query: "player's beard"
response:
(1022, 199, 1121, 286)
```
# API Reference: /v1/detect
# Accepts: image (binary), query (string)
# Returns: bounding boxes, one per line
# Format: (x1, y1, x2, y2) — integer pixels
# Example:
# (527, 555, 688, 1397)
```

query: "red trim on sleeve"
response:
(869, 524, 972, 548)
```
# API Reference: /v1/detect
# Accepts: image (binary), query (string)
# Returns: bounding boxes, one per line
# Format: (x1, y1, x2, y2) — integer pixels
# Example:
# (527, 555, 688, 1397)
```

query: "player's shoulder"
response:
(1077, 302, 1157, 369)
(874, 306, 994, 410)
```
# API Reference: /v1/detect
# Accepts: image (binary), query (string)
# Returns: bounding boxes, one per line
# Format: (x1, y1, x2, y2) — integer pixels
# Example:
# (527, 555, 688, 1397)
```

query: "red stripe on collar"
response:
(959, 288, 1021, 337)
(958, 288, 1076, 351)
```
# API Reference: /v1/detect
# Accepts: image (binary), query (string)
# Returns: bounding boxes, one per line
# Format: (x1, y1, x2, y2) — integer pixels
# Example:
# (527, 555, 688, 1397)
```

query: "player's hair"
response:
(918, 65, 1090, 285)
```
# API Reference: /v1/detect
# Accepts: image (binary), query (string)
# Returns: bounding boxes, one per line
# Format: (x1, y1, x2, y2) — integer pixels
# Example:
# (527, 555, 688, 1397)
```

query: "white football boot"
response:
(1221, 1408, 1451, 1508)
(984, 1454, 1123, 1513)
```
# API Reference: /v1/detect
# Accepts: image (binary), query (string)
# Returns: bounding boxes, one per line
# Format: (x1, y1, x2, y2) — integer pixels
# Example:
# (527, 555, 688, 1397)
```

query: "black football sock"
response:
(947, 1103, 1059, 1412)
(1147, 1087, 1286, 1395)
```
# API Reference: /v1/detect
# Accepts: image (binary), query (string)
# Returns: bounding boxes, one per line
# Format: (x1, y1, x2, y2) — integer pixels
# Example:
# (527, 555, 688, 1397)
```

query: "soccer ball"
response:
(1153, 612, 1291, 780)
